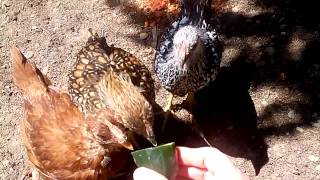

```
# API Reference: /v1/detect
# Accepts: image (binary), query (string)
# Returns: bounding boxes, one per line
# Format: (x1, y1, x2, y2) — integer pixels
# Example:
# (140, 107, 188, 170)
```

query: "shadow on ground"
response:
(159, 58, 269, 175)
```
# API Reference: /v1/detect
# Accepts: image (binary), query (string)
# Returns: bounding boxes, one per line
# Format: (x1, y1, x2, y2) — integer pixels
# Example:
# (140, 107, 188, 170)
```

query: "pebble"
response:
(139, 32, 148, 40)
(288, 109, 295, 119)
(265, 47, 275, 56)
(2, 160, 9, 167)
(279, 17, 285, 22)
(24, 51, 34, 59)
(227, 126, 234, 130)
(31, 26, 43, 32)
(246, 19, 252, 23)
(312, 119, 320, 128)
(316, 165, 320, 171)
(281, 31, 286, 36)
(312, 113, 318, 118)
(308, 155, 319, 162)
(11, 10, 20, 21)
(296, 127, 304, 133)
(1, 0, 11, 7)
(254, 42, 261, 48)
(280, 24, 287, 30)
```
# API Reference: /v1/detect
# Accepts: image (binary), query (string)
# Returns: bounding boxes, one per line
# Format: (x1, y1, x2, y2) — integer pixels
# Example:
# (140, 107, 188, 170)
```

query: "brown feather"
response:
(68, 31, 157, 146)
(11, 46, 129, 180)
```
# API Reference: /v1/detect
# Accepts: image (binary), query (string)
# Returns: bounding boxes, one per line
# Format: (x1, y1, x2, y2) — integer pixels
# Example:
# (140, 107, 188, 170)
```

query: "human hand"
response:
(133, 146, 250, 180)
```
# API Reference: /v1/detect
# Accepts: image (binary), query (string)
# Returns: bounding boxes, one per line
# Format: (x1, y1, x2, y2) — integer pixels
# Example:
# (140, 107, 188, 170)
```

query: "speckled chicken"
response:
(11, 47, 133, 179)
(154, 0, 221, 142)
(69, 29, 157, 147)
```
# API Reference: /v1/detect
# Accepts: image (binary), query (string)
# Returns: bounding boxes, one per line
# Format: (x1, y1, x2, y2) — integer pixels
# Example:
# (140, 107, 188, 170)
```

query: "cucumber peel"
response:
(131, 142, 177, 178)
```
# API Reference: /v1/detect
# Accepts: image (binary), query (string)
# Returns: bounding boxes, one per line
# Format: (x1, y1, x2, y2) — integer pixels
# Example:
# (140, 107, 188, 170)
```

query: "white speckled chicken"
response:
(154, 0, 221, 143)
(155, 0, 220, 109)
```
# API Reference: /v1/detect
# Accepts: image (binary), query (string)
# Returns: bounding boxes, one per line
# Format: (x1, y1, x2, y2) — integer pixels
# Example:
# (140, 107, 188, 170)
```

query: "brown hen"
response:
(69, 29, 157, 147)
(11, 46, 133, 180)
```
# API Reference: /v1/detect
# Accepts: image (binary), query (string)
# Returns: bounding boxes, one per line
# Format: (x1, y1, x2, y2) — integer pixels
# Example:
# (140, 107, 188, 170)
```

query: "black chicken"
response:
(154, 0, 221, 143)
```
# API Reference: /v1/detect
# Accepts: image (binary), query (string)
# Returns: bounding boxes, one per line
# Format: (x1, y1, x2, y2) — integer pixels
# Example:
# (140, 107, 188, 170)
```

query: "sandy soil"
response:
(1, 0, 320, 179)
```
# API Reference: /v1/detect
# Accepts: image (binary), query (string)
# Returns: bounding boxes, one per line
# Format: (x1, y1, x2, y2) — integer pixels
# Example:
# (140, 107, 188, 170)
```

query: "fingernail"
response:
(133, 167, 168, 180)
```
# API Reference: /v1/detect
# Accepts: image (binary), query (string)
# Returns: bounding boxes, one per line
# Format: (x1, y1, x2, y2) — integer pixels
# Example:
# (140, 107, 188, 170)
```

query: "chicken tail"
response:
(11, 46, 49, 96)
(179, 0, 212, 24)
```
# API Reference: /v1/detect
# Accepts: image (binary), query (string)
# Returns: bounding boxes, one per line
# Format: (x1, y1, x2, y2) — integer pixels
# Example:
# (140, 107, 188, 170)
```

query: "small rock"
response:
(296, 127, 304, 133)
(246, 19, 252, 23)
(265, 47, 275, 56)
(256, 60, 265, 67)
(308, 155, 319, 162)
(139, 32, 148, 40)
(31, 26, 43, 32)
(11, 10, 20, 21)
(292, 169, 300, 175)
(312, 120, 320, 128)
(312, 113, 318, 118)
(227, 126, 234, 130)
(2, 160, 9, 167)
(2, 0, 11, 7)
(254, 42, 261, 48)
(5, 85, 10, 89)
(288, 109, 295, 119)
(280, 24, 287, 30)
(316, 165, 320, 171)
(0, 15, 9, 26)
(24, 51, 34, 59)
(36, 28, 43, 32)
(280, 31, 286, 36)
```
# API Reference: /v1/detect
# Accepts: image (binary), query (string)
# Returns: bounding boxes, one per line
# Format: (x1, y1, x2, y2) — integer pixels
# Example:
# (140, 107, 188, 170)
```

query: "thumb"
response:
(133, 167, 168, 180)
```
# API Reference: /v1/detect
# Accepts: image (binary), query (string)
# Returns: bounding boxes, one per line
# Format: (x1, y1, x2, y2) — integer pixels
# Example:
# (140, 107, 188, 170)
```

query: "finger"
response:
(176, 177, 192, 180)
(133, 167, 168, 180)
(177, 147, 249, 180)
(177, 147, 224, 168)
(176, 166, 206, 180)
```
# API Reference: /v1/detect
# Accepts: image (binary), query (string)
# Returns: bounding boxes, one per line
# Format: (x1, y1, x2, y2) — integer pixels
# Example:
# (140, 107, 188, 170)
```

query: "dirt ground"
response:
(1, 0, 320, 179)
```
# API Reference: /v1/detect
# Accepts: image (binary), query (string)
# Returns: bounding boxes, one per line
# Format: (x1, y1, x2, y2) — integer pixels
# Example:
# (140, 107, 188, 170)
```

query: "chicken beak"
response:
(121, 141, 134, 151)
(148, 137, 157, 147)
(178, 42, 188, 66)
